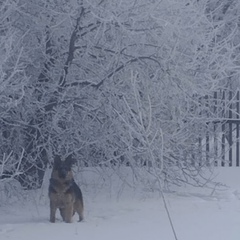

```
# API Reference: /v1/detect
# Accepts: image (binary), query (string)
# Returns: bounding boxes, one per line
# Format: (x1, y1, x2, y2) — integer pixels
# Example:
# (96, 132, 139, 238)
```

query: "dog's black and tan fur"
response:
(48, 155, 84, 223)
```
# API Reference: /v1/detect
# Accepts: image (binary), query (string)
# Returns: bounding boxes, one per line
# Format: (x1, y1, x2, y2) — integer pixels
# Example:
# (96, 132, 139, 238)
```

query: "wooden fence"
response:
(198, 89, 240, 167)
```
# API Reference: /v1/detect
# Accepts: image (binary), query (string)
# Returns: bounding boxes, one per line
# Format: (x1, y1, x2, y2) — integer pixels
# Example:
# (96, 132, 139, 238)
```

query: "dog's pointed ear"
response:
(54, 155, 61, 166)
(65, 154, 76, 166)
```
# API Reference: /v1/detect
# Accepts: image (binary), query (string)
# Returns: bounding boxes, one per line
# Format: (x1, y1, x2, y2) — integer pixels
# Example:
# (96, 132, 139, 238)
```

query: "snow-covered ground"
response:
(0, 167, 240, 240)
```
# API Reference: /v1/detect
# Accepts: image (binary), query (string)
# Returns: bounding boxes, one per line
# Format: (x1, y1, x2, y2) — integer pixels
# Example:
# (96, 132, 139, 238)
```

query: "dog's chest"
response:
(49, 178, 74, 206)
(54, 192, 70, 207)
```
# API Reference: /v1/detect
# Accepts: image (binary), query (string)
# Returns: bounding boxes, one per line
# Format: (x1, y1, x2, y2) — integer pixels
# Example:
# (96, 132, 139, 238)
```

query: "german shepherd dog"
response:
(48, 155, 84, 223)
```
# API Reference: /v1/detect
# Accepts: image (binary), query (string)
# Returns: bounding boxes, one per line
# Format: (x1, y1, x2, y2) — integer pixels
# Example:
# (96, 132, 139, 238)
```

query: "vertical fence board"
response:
(229, 91, 233, 166)
(221, 91, 226, 166)
(214, 91, 218, 166)
(237, 90, 240, 167)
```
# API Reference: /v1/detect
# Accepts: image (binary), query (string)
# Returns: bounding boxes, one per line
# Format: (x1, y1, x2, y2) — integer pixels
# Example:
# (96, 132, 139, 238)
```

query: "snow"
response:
(1, 167, 240, 240)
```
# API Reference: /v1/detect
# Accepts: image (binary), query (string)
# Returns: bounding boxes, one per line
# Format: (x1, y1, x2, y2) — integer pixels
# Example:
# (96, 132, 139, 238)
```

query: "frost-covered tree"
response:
(1, 0, 239, 189)
(0, 0, 32, 184)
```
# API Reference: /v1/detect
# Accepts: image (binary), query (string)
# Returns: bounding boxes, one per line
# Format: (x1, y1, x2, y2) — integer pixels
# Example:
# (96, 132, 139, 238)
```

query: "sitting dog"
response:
(48, 155, 84, 223)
